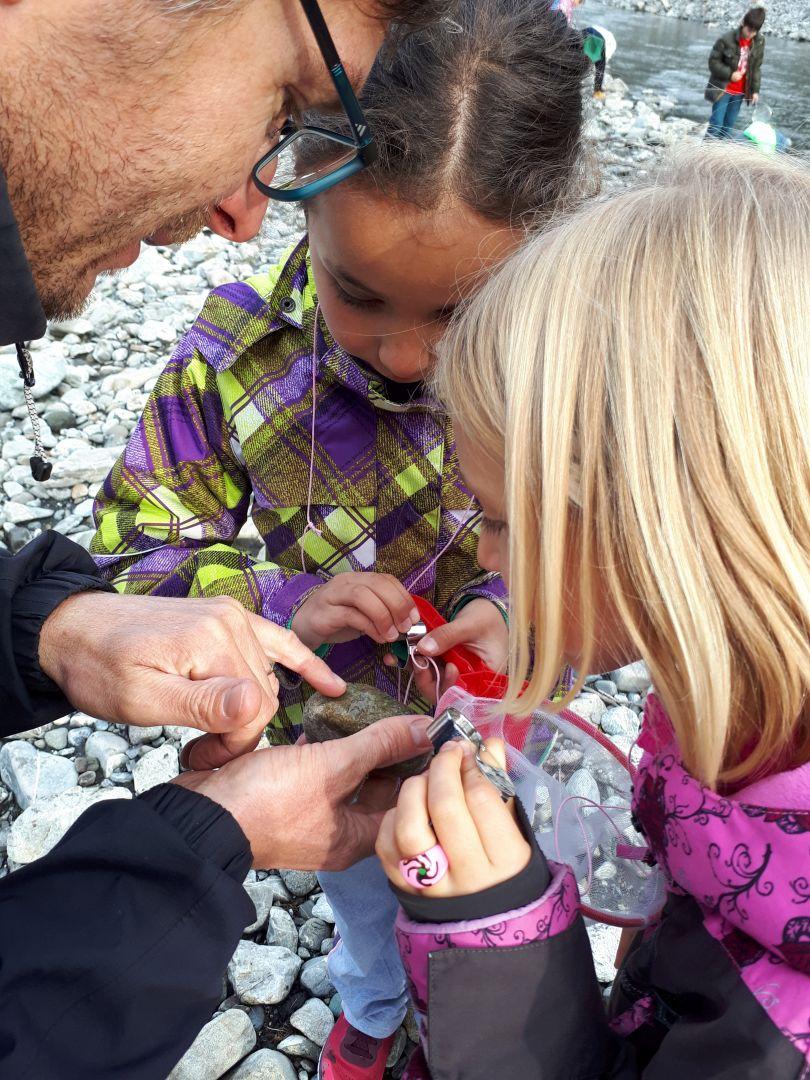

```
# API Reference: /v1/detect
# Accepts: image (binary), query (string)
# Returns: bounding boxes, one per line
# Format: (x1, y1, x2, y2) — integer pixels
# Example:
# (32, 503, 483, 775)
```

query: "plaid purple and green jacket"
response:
(91, 239, 507, 740)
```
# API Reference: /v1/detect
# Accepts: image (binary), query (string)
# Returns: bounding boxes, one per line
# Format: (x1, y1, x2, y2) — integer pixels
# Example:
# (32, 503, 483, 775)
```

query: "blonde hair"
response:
(435, 145, 810, 787)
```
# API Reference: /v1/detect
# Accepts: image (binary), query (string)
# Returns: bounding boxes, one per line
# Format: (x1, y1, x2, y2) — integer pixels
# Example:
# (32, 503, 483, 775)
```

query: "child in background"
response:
(91, 3, 589, 1077)
(377, 145, 810, 1078)
(705, 6, 766, 139)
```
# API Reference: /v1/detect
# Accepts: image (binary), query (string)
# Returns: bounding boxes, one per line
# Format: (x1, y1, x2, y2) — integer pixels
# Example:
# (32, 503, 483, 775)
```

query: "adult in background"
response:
(705, 6, 766, 139)
(0, 0, 438, 1075)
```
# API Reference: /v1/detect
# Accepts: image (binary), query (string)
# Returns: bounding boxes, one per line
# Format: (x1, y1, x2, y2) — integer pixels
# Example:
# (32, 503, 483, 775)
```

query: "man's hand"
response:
(394, 598, 509, 704)
(751, 92, 759, 104)
(292, 572, 419, 651)
(39, 592, 345, 768)
(174, 713, 434, 870)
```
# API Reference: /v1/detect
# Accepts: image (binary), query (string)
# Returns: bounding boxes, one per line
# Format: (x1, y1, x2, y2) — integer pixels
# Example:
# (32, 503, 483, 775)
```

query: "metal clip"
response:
(427, 708, 516, 801)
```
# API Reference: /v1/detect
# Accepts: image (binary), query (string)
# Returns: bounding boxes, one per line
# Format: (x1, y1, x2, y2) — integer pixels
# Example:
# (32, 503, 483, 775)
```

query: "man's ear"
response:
(207, 176, 269, 243)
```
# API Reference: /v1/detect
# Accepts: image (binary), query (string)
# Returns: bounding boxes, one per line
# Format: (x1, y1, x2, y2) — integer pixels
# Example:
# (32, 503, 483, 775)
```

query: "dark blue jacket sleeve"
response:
(0, 530, 113, 733)
(0, 784, 254, 1078)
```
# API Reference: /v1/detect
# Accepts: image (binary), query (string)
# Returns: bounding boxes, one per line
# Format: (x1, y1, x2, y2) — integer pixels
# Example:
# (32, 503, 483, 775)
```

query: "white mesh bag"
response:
(436, 685, 666, 927)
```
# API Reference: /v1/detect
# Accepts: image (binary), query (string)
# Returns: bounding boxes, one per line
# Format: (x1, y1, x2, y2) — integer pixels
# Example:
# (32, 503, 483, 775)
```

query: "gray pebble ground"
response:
(1, 73, 691, 1077)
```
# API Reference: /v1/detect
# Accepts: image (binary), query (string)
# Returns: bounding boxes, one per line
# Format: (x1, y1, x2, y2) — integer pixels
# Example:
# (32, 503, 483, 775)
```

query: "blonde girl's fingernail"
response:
(439, 740, 458, 754)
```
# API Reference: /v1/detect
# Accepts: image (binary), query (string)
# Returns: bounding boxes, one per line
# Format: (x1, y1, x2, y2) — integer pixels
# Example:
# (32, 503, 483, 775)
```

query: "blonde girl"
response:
(376, 145, 810, 1079)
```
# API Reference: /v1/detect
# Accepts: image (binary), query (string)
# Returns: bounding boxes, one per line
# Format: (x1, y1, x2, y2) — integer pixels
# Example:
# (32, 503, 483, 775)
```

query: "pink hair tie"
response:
(399, 843, 449, 890)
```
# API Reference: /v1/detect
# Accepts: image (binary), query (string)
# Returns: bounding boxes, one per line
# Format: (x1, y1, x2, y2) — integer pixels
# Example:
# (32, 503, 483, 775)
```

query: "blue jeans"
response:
(707, 91, 745, 139)
(319, 856, 408, 1038)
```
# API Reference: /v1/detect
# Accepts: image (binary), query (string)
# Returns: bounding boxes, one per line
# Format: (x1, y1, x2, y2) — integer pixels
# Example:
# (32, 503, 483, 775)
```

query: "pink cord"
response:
(302, 305, 324, 573)
(402, 645, 442, 707)
(553, 794, 629, 898)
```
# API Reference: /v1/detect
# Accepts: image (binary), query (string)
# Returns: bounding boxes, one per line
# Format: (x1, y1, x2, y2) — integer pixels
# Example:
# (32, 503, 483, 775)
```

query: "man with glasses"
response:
(0, 0, 437, 1075)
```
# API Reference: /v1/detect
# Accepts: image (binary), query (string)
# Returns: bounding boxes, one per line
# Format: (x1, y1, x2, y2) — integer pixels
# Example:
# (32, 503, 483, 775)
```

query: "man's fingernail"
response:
(419, 637, 438, 655)
(410, 716, 433, 748)
(330, 673, 347, 690)
(222, 684, 245, 720)
(440, 740, 459, 755)
(410, 607, 420, 623)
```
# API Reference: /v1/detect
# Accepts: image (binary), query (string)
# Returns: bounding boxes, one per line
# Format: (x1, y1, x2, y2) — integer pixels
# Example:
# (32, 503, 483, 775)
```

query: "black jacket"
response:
(705, 26, 765, 103)
(1, 166, 255, 1076)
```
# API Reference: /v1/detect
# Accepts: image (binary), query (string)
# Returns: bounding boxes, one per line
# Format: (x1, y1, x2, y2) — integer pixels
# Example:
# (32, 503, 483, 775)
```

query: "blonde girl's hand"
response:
(376, 738, 531, 898)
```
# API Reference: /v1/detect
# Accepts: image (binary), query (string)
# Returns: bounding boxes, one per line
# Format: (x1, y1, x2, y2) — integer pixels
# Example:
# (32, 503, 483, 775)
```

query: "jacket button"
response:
(280, 297, 296, 314)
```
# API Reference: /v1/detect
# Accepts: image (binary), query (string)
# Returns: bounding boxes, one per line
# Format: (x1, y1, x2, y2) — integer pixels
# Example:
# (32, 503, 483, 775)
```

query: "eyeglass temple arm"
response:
(298, 0, 372, 145)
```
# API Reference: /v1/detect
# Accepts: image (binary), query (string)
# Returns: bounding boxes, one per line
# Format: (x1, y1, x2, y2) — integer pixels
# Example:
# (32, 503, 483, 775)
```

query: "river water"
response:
(580, 3, 810, 150)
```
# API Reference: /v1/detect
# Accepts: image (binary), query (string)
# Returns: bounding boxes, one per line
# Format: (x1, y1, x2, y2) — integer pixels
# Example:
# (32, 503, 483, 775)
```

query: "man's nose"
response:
(207, 177, 269, 243)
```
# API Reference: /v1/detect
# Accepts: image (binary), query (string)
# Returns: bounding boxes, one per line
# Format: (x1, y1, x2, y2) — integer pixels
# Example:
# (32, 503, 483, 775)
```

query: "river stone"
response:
(609, 661, 651, 695)
(228, 941, 302, 1005)
(600, 706, 640, 739)
(228, 1049, 298, 1080)
(299, 955, 335, 998)
(289, 997, 335, 1047)
(84, 731, 128, 779)
(566, 768, 601, 812)
(131, 742, 179, 793)
(302, 683, 430, 779)
(277, 1035, 321, 1061)
(242, 879, 276, 934)
(265, 906, 299, 952)
(8, 787, 131, 864)
(0, 741, 78, 809)
(167, 1008, 256, 1080)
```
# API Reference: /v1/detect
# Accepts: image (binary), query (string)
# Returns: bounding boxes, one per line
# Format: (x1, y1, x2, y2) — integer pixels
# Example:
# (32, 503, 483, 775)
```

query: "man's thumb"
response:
(161, 673, 263, 732)
(334, 714, 433, 784)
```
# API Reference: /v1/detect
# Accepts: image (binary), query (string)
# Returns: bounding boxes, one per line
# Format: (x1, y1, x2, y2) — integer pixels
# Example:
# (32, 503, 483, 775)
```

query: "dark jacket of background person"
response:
(706, 25, 765, 103)
(0, 165, 255, 1078)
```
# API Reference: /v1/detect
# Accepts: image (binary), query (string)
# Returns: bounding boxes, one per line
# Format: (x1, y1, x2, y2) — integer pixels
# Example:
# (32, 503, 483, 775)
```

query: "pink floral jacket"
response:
(394, 696, 810, 1079)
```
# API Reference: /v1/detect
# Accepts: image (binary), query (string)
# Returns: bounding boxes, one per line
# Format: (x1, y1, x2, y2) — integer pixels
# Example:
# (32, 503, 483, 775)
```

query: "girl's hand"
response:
(376, 739, 531, 898)
(292, 572, 419, 651)
(731, 70, 744, 82)
(408, 598, 509, 704)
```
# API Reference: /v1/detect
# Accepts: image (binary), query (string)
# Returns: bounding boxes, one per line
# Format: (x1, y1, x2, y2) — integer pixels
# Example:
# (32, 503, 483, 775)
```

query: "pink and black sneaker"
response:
(318, 1014, 396, 1080)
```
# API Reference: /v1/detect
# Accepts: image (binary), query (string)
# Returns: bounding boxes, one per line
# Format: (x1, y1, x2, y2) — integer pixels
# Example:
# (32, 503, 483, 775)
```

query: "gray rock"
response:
(386, 1027, 408, 1068)
(8, 787, 131, 864)
(311, 894, 335, 923)
(279, 869, 318, 897)
(44, 443, 123, 487)
(264, 873, 293, 903)
(43, 727, 69, 751)
(566, 694, 606, 726)
(3, 501, 53, 525)
(227, 1049, 298, 1080)
(600, 706, 640, 739)
(132, 743, 179, 793)
(300, 955, 335, 998)
(594, 679, 618, 697)
(290, 997, 335, 1047)
(242, 880, 276, 935)
(227, 941, 302, 1005)
(127, 724, 163, 745)
(0, 348, 67, 410)
(566, 768, 601, 811)
(167, 1008, 256, 1080)
(0, 741, 78, 809)
(265, 906, 299, 952)
(276, 1035, 321, 1061)
(84, 731, 129, 779)
(302, 683, 429, 779)
(586, 921, 622, 985)
(298, 918, 330, 953)
(610, 661, 651, 695)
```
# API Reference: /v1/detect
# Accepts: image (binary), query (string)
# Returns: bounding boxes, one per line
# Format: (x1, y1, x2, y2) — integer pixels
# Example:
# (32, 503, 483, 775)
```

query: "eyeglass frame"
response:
(252, 0, 378, 202)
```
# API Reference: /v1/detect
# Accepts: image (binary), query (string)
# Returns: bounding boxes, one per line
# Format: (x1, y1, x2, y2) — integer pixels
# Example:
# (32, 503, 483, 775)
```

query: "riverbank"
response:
(598, 0, 809, 41)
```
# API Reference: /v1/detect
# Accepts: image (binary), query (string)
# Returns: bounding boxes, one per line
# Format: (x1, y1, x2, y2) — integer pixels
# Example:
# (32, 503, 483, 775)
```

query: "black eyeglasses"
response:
(252, 0, 377, 202)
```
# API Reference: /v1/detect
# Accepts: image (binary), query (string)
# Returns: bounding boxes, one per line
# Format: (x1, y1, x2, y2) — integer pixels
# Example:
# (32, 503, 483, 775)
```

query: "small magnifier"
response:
(389, 621, 428, 668)
(427, 707, 516, 801)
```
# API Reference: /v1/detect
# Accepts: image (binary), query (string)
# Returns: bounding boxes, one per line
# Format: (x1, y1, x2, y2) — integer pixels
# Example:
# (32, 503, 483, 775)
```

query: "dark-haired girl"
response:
(92, 4, 589, 1076)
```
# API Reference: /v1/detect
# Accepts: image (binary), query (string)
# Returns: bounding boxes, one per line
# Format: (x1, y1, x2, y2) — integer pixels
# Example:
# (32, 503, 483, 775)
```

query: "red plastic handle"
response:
(410, 595, 511, 699)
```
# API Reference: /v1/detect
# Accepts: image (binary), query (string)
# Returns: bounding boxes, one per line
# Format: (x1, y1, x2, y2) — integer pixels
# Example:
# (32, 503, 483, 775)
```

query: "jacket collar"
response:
(0, 165, 46, 347)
